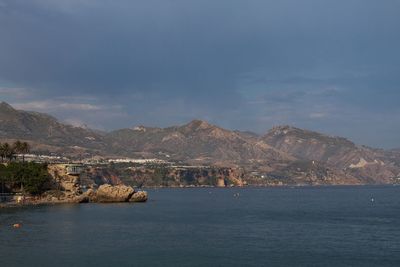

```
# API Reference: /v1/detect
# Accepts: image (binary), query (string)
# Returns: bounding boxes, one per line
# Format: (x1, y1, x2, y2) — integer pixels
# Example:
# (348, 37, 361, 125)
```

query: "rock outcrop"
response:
(47, 164, 81, 193)
(95, 184, 135, 203)
(35, 185, 147, 204)
(41, 166, 147, 204)
(73, 189, 98, 203)
(129, 191, 148, 202)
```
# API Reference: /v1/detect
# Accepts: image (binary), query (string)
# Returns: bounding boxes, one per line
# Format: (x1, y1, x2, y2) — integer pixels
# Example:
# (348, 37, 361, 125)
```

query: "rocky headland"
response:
(36, 184, 148, 205)
(1, 163, 148, 207)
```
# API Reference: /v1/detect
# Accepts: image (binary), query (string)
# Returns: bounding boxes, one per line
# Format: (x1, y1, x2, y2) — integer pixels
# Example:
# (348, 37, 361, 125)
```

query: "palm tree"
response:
(0, 142, 8, 163)
(0, 142, 4, 163)
(1, 143, 14, 162)
(20, 142, 30, 162)
(13, 140, 22, 150)
(13, 140, 30, 162)
(13, 140, 22, 160)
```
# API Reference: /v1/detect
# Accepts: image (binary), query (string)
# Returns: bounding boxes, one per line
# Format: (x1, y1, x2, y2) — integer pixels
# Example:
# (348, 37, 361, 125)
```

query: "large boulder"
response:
(95, 184, 135, 202)
(129, 191, 148, 202)
(72, 191, 92, 203)
(82, 188, 97, 202)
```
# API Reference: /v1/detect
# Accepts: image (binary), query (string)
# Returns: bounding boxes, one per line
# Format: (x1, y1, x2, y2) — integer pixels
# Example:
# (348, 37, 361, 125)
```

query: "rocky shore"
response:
(1, 185, 148, 207)
(1, 163, 148, 208)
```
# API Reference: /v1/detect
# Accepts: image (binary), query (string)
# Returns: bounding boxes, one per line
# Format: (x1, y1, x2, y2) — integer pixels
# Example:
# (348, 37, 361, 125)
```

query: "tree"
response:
(0, 142, 14, 162)
(13, 140, 22, 152)
(13, 140, 22, 161)
(0, 142, 3, 162)
(0, 163, 11, 194)
(6, 162, 51, 195)
(5, 143, 15, 162)
(14, 141, 30, 162)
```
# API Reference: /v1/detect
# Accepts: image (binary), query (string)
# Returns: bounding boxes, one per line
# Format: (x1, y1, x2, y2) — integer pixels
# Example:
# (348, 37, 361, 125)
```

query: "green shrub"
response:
(0, 162, 51, 195)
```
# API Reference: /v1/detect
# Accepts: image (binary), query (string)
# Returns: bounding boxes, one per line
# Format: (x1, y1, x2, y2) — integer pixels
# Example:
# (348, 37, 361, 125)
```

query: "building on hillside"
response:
(65, 164, 85, 176)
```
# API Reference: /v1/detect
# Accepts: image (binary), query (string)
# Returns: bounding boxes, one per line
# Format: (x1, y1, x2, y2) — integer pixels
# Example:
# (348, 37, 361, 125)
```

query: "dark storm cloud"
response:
(0, 0, 399, 147)
(1, 0, 260, 98)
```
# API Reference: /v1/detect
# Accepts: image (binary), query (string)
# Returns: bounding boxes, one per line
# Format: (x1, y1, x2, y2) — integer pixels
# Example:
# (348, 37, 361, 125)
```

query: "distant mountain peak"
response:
(269, 125, 297, 135)
(0, 101, 15, 111)
(184, 119, 214, 130)
(132, 126, 147, 132)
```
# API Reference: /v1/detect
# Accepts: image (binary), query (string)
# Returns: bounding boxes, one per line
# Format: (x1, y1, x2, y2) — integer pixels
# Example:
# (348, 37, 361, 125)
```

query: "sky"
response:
(0, 0, 399, 148)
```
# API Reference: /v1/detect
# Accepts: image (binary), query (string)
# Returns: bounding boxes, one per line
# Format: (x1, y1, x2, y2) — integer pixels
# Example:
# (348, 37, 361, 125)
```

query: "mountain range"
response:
(1, 101, 399, 185)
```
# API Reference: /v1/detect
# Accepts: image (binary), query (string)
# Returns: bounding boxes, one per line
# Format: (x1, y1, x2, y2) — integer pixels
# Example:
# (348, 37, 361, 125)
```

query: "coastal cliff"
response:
(44, 164, 148, 204)
(1, 163, 147, 207)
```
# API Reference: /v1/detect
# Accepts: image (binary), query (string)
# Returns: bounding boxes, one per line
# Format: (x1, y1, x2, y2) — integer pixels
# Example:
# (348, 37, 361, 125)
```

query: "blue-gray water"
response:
(1, 186, 400, 267)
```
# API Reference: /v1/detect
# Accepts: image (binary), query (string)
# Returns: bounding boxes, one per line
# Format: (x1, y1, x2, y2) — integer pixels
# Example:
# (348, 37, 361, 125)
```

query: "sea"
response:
(1, 186, 400, 267)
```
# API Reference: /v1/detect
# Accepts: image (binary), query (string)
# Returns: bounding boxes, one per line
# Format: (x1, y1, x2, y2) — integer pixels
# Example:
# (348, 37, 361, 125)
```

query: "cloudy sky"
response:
(0, 0, 399, 148)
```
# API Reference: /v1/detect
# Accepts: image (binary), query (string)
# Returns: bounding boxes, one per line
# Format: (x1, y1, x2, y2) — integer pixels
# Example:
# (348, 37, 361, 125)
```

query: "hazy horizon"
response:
(1, 0, 399, 148)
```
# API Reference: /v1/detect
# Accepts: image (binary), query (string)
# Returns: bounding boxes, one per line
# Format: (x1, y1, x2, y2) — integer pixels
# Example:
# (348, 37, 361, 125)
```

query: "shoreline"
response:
(1, 184, 149, 208)
(141, 183, 398, 189)
(2, 183, 397, 209)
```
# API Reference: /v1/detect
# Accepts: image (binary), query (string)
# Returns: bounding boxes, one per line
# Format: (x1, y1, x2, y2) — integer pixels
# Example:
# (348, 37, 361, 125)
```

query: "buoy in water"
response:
(13, 223, 22, 228)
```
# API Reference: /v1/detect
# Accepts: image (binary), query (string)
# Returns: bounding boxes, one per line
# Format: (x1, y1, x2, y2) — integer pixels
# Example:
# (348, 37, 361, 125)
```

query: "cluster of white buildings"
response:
(108, 158, 167, 164)
(17, 154, 69, 163)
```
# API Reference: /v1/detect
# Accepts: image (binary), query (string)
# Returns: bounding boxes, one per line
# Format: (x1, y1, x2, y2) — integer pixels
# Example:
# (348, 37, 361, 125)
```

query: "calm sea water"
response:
(1, 186, 400, 267)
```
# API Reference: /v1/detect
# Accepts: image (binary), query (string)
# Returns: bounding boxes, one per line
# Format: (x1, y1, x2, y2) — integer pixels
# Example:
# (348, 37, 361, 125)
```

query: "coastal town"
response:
(0, 141, 250, 207)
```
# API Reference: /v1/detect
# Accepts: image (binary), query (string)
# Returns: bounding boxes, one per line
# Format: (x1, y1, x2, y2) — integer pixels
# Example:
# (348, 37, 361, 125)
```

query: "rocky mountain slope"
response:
(106, 120, 292, 165)
(262, 126, 399, 183)
(0, 102, 107, 155)
(1, 101, 399, 185)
